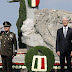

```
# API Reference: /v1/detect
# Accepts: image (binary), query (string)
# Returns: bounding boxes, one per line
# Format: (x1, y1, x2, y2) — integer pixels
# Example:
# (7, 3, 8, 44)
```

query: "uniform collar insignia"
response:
(5, 31, 10, 34)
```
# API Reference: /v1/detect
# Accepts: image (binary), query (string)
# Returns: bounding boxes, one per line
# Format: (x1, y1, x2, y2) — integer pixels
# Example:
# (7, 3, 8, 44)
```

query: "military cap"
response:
(3, 21, 12, 27)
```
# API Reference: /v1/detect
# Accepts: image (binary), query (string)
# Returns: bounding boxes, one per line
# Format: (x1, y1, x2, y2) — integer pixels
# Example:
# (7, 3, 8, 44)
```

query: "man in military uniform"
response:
(0, 21, 17, 72)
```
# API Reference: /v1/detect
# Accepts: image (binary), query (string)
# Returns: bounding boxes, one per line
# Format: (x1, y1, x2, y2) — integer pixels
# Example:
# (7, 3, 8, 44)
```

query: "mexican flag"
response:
(28, 0, 40, 7)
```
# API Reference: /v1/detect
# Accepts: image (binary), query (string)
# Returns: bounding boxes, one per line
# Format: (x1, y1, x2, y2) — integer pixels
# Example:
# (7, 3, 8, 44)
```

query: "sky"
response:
(0, 0, 72, 48)
(39, 0, 72, 11)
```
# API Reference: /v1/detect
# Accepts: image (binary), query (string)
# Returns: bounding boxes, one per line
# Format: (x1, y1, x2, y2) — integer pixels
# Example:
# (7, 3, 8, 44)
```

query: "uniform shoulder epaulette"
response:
(10, 32, 15, 36)
(10, 32, 15, 34)
(1, 31, 5, 34)
(0, 31, 4, 39)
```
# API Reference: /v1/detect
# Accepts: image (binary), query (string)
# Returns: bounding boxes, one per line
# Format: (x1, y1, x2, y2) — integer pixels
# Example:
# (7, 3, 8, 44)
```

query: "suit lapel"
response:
(61, 27, 70, 38)
(61, 27, 64, 38)
(66, 27, 70, 38)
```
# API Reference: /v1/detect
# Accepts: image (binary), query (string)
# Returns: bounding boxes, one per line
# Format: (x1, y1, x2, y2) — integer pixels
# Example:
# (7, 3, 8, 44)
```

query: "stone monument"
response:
(21, 0, 40, 51)
(21, 8, 72, 62)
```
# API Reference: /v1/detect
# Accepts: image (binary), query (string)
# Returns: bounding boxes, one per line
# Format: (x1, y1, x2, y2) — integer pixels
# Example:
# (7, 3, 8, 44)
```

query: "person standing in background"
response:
(56, 17, 72, 72)
(0, 21, 17, 72)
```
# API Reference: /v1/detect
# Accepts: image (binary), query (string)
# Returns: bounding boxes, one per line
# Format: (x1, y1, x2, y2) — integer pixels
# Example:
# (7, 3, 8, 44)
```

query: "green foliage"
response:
(16, 0, 26, 33)
(27, 0, 31, 7)
(25, 46, 55, 72)
(9, 0, 27, 48)
(16, 0, 27, 48)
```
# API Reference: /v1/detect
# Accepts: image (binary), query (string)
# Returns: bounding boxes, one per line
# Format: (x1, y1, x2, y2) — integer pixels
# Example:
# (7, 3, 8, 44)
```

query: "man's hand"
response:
(13, 52, 17, 56)
(0, 27, 3, 29)
(71, 51, 72, 56)
(12, 52, 17, 58)
(12, 55, 14, 58)
(57, 51, 60, 56)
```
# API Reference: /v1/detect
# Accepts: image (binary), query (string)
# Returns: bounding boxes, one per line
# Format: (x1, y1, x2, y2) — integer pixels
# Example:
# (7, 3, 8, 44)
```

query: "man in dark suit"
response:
(56, 17, 72, 72)
(0, 21, 17, 72)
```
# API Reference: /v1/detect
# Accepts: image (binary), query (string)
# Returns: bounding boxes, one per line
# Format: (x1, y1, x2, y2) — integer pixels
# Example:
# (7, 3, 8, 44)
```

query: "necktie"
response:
(64, 27, 66, 38)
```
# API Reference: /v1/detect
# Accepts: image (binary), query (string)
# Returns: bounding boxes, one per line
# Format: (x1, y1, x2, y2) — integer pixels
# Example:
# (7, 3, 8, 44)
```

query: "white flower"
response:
(19, 65, 22, 69)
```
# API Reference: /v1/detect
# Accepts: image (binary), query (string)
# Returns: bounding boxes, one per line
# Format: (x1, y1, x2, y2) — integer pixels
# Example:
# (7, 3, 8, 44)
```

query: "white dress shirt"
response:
(63, 25, 68, 38)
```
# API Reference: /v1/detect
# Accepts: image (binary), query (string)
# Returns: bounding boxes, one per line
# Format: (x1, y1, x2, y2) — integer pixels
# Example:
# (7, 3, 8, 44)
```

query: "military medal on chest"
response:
(9, 34, 13, 38)
(8, 38, 9, 40)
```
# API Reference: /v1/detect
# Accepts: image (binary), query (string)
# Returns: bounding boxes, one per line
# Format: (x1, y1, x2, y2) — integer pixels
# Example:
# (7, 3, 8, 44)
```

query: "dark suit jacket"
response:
(56, 27, 72, 54)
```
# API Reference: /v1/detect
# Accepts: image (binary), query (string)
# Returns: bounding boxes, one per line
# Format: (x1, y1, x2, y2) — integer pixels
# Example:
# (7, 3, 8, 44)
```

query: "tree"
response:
(9, 0, 27, 48)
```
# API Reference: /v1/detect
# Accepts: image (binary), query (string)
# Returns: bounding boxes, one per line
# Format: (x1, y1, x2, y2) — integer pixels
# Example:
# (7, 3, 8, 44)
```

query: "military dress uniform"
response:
(0, 21, 17, 72)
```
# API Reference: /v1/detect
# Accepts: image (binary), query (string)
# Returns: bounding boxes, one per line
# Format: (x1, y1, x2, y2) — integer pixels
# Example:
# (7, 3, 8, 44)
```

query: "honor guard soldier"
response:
(0, 21, 17, 72)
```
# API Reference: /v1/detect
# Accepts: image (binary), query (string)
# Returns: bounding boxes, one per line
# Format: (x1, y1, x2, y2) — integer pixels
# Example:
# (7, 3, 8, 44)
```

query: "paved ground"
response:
(0, 69, 71, 72)
(0, 69, 27, 72)
(0, 69, 20, 72)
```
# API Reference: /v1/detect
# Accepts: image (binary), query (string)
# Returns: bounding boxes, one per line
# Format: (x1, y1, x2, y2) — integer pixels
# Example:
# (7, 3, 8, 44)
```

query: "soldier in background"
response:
(0, 21, 17, 72)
